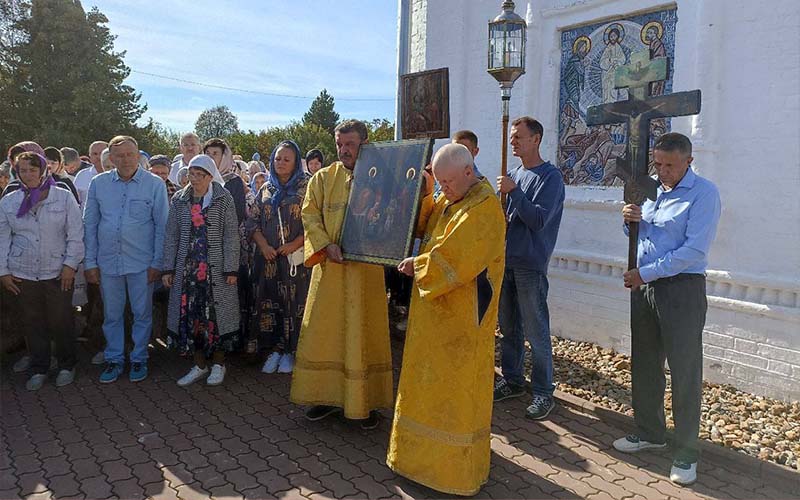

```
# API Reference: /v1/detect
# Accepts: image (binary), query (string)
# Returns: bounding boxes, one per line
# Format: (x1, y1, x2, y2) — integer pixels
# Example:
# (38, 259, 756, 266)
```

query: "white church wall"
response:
(402, 0, 800, 400)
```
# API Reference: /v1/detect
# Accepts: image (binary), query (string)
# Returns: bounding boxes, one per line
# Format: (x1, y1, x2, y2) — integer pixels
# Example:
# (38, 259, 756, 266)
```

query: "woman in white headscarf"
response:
(162, 154, 239, 387)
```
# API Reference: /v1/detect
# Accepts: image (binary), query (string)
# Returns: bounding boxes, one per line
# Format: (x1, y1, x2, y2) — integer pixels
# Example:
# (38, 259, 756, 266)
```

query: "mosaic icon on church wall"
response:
(557, 7, 677, 186)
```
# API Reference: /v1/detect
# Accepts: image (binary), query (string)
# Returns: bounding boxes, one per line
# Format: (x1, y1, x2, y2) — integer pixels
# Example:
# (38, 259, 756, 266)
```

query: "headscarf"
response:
(215, 142, 236, 180)
(267, 140, 304, 210)
(7, 141, 46, 168)
(248, 160, 264, 175)
(177, 166, 189, 187)
(247, 161, 266, 192)
(13, 151, 56, 218)
(251, 172, 267, 193)
(188, 154, 224, 185)
(234, 159, 249, 178)
(148, 154, 171, 168)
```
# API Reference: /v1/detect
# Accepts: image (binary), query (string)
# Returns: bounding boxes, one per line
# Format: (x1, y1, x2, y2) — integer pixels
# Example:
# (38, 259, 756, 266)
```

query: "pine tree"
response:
(303, 89, 339, 136)
(0, 0, 146, 153)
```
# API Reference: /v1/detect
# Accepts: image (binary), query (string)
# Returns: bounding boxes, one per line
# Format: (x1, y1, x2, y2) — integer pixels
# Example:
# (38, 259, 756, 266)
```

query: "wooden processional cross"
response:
(586, 51, 702, 271)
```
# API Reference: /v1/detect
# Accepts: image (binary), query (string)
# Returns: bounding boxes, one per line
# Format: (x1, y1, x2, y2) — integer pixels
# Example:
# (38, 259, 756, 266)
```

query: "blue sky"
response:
(91, 0, 399, 133)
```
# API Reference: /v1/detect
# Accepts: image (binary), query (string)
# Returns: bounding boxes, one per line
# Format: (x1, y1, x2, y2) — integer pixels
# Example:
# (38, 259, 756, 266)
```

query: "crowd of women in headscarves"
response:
(0, 135, 328, 390)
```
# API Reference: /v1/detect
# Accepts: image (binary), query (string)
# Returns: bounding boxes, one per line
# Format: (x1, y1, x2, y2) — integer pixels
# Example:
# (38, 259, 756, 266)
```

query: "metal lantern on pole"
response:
(488, 0, 527, 206)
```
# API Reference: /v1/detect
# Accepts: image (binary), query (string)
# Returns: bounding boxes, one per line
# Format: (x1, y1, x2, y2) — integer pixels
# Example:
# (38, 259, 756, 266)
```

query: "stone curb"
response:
(552, 389, 800, 492)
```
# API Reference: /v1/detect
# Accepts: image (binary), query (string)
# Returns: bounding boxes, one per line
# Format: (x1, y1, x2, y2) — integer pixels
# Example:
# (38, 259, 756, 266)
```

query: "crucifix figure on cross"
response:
(586, 50, 702, 270)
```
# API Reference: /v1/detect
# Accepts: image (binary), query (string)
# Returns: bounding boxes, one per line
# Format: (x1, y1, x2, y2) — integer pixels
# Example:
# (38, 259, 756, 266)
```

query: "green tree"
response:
(195, 105, 239, 140)
(303, 89, 339, 136)
(0, 0, 146, 153)
(226, 130, 260, 161)
(281, 122, 336, 162)
(366, 118, 395, 143)
(228, 122, 336, 168)
(137, 119, 181, 158)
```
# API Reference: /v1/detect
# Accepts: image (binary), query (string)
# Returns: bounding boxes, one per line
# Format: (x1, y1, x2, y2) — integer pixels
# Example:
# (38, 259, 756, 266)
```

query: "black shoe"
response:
(493, 378, 526, 402)
(305, 405, 340, 421)
(359, 411, 381, 430)
(525, 395, 555, 420)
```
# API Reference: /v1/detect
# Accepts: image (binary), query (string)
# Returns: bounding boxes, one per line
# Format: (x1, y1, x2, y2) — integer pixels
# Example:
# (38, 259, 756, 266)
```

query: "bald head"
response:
(432, 143, 477, 203)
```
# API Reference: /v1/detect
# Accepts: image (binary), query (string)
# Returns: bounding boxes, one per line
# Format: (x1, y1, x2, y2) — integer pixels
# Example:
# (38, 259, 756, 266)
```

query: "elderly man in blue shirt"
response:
(84, 135, 169, 384)
(613, 132, 721, 486)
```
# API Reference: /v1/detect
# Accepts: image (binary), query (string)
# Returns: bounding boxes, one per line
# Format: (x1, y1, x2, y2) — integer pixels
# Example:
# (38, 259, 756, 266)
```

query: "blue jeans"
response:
(100, 270, 153, 364)
(498, 267, 555, 397)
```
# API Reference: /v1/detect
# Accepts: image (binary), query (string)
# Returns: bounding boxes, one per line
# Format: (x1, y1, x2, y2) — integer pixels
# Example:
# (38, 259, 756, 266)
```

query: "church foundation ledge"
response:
(549, 250, 800, 321)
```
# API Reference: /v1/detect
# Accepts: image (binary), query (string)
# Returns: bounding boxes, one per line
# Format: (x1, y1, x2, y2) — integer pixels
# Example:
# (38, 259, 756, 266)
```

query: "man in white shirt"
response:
(74, 141, 108, 206)
(169, 132, 202, 183)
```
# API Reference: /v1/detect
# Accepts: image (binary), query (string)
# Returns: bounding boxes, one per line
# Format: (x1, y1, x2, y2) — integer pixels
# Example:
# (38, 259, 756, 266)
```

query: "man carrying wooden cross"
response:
(587, 50, 721, 485)
(617, 133, 720, 485)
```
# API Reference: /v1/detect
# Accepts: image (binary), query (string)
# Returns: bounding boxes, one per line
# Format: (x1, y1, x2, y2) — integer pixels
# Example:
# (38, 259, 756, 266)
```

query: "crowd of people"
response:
(0, 132, 328, 386)
(0, 117, 720, 493)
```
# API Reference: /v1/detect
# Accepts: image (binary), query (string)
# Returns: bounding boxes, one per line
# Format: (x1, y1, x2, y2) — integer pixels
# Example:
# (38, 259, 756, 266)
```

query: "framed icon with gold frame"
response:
(340, 138, 434, 266)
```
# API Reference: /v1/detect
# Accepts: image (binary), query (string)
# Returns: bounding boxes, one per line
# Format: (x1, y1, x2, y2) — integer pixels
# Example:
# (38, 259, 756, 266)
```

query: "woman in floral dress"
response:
(162, 154, 240, 386)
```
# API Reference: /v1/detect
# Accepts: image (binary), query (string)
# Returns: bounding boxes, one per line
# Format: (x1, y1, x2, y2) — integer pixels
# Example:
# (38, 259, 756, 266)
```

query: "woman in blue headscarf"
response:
(246, 140, 310, 375)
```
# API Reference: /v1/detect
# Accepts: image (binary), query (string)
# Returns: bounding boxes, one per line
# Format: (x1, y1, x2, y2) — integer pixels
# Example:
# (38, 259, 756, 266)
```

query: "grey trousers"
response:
(631, 273, 706, 463)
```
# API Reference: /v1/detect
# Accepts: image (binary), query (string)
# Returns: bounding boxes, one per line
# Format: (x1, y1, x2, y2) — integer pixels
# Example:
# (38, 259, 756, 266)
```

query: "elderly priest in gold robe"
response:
(387, 143, 506, 495)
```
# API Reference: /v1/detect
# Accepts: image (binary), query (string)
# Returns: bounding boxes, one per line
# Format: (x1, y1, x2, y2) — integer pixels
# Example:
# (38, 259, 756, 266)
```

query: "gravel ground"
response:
(493, 334, 800, 470)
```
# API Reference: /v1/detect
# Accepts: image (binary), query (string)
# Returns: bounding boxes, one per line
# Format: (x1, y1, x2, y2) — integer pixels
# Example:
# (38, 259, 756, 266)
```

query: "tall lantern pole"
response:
(488, 0, 527, 207)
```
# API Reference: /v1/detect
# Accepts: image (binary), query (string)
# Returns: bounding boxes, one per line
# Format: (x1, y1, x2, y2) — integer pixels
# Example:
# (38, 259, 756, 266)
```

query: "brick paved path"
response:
(1, 341, 797, 500)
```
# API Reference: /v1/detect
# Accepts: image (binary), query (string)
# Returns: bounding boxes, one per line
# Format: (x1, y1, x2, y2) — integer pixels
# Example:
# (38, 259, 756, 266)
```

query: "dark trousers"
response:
(18, 278, 76, 374)
(84, 282, 105, 350)
(0, 285, 22, 353)
(385, 267, 412, 307)
(631, 274, 706, 462)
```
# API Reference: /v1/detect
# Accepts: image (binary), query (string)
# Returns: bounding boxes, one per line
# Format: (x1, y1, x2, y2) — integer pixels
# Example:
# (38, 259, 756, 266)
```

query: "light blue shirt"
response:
(83, 167, 169, 275)
(631, 167, 721, 283)
(0, 187, 84, 280)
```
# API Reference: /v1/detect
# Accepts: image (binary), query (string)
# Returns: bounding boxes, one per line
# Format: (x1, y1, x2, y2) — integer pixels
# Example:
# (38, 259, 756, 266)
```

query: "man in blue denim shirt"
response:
(614, 133, 721, 486)
(494, 117, 565, 421)
(83, 136, 169, 384)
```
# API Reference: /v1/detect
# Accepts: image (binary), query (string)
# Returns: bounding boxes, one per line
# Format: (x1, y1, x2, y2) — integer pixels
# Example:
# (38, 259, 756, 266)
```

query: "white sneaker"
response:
(277, 353, 294, 374)
(55, 368, 76, 387)
(262, 352, 281, 374)
(670, 461, 697, 485)
(613, 434, 667, 453)
(13, 356, 31, 373)
(177, 365, 209, 387)
(207, 364, 226, 386)
(91, 351, 105, 365)
(26, 374, 47, 391)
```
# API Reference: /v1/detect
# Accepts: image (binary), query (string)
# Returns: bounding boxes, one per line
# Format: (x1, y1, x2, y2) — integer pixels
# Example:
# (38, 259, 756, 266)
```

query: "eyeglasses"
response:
(187, 171, 209, 179)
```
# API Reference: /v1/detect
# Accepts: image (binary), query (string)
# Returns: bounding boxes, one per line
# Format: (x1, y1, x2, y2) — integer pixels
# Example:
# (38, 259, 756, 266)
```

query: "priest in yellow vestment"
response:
(289, 120, 392, 429)
(387, 143, 506, 495)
